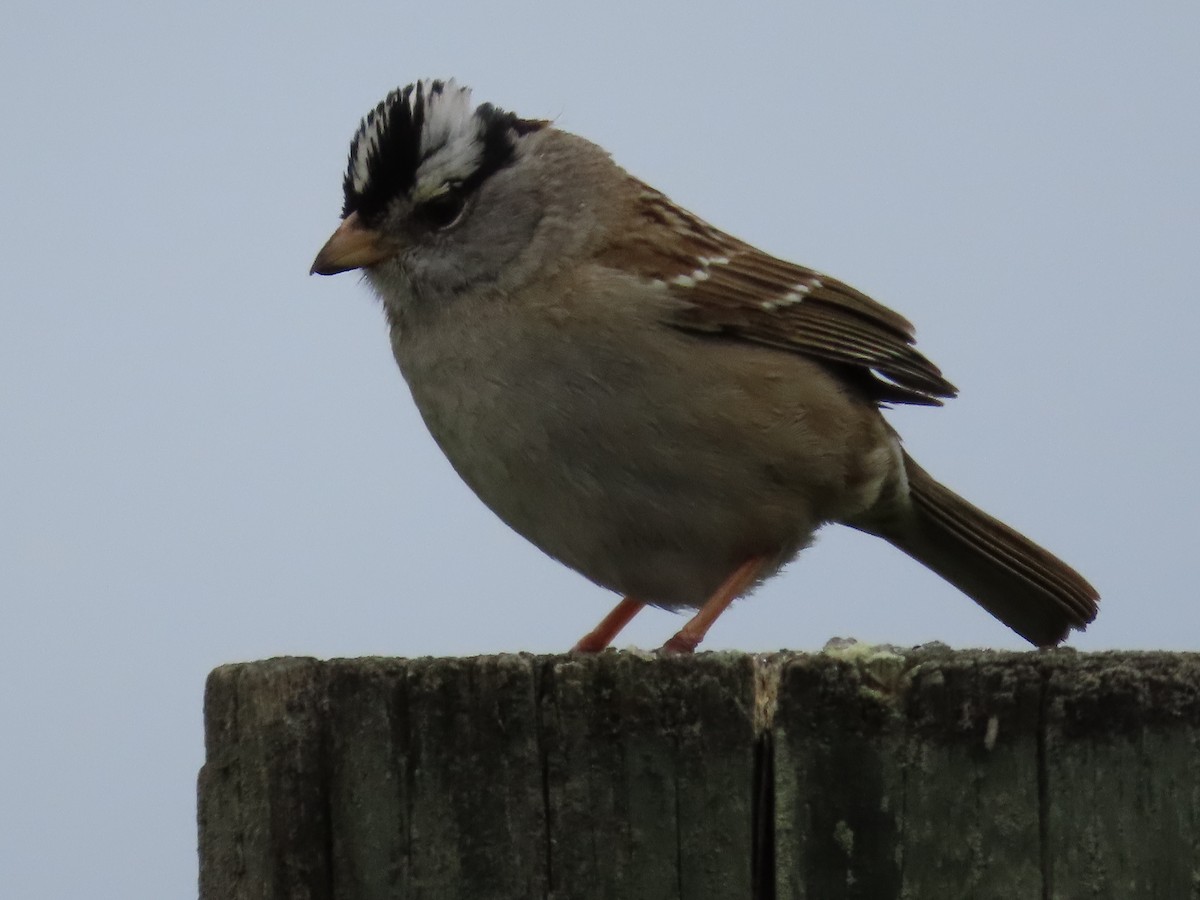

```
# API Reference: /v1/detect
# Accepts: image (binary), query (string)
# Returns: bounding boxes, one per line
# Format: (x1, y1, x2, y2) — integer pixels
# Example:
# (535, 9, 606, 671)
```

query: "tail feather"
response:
(881, 452, 1099, 647)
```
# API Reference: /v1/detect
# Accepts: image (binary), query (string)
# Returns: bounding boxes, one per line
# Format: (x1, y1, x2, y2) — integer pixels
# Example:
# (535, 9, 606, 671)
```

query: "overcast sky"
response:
(3, 3, 1198, 897)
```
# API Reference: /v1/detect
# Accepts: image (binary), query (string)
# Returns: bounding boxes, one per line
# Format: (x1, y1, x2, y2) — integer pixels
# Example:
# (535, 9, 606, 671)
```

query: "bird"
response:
(310, 79, 1098, 653)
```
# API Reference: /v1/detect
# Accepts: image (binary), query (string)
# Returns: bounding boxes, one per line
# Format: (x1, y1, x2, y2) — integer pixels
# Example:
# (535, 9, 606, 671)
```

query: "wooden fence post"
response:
(197, 649, 1200, 899)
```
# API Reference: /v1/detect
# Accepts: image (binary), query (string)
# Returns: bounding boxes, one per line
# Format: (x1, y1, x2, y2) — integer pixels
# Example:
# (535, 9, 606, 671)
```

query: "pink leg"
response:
(572, 596, 646, 653)
(660, 556, 767, 654)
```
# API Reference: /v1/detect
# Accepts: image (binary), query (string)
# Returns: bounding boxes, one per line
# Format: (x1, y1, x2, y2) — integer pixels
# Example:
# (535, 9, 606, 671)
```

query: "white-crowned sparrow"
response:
(311, 79, 1098, 652)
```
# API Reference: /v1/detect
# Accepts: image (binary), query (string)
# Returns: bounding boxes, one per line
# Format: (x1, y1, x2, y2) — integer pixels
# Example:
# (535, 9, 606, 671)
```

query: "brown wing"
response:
(598, 187, 957, 406)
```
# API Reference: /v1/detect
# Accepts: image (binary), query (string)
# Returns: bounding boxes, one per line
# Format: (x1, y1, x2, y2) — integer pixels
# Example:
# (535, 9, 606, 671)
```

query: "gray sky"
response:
(3, 2, 1198, 897)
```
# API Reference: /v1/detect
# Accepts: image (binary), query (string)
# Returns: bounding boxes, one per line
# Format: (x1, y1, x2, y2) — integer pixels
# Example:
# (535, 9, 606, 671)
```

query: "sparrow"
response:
(311, 79, 1098, 652)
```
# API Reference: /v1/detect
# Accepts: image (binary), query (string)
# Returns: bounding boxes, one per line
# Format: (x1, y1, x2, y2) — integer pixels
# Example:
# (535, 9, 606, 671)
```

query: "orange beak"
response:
(309, 212, 397, 275)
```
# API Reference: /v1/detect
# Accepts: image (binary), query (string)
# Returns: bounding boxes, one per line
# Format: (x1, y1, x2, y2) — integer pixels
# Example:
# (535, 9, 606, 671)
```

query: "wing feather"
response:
(598, 188, 957, 406)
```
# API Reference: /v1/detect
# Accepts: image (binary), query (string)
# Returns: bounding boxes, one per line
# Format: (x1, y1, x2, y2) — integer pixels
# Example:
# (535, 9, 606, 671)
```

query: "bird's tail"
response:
(877, 452, 1098, 646)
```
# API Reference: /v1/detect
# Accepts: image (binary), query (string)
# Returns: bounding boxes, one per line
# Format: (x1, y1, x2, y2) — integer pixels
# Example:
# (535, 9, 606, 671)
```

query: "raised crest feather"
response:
(340, 79, 545, 223)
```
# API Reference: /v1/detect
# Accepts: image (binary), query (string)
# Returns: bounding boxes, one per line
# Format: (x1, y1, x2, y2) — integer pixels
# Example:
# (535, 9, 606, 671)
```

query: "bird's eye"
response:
(416, 186, 468, 231)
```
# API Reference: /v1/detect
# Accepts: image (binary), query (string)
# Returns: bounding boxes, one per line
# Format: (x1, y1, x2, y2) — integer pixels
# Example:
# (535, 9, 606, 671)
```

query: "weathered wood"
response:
(1042, 653, 1200, 899)
(540, 653, 759, 899)
(773, 647, 1047, 899)
(198, 657, 332, 900)
(324, 656, 547, 900)
(198, 650, 1200, 900)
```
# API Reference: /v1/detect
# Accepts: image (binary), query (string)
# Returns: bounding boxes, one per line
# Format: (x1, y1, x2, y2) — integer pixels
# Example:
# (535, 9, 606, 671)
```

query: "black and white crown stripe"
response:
(340, 80, 545, 223)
